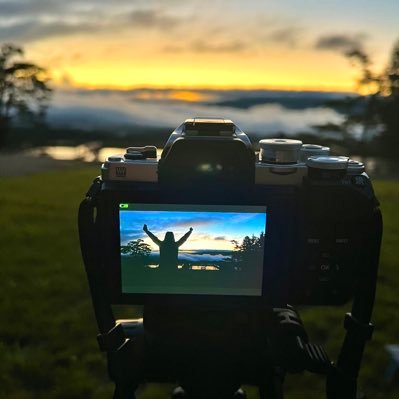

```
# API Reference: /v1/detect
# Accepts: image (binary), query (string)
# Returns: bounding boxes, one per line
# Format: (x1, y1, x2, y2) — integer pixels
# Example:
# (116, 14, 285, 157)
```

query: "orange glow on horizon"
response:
(53, 79, 358, 94)
(143, 237, 235, 252)
(36, 35, 362, 94)
(51, 69, 358, 94)
(130, 90, 215, 102)
(15, 1, 397, 99)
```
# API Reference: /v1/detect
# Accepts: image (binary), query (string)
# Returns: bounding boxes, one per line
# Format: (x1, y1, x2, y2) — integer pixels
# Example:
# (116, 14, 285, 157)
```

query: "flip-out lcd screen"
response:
(119, 204, 267, 296)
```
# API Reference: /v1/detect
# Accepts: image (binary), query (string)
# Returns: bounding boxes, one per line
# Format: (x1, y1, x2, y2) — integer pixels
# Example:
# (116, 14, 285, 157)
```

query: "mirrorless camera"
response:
(93, 117, 381, 306)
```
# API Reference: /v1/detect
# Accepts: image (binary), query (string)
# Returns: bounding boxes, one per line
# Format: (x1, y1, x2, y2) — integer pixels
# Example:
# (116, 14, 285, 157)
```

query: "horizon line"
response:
(54, 82, 357, 94)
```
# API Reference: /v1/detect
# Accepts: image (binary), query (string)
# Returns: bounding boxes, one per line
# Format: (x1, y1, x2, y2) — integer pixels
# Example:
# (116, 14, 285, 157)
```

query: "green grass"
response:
(0, 170, 398, 398)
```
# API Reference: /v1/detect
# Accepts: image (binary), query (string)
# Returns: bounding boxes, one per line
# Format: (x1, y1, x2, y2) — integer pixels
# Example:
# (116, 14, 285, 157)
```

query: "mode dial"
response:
(259, 138, 303, 164)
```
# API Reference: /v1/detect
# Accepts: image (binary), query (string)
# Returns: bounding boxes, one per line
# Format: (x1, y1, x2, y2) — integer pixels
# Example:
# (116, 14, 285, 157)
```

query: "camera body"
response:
(96, 118, 380, 306)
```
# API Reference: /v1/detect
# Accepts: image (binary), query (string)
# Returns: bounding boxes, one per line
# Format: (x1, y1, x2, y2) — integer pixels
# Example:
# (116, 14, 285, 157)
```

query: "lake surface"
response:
(26, 144, 126, 163)
(25, 144, 399, 180)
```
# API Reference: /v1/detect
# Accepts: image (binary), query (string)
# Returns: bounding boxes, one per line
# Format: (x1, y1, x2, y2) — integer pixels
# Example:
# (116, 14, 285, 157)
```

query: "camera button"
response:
(352, 175, 367, 186)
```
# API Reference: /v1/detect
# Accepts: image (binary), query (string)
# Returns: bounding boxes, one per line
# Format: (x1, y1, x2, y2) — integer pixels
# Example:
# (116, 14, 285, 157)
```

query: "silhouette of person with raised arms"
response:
(143, 224, 193, 271)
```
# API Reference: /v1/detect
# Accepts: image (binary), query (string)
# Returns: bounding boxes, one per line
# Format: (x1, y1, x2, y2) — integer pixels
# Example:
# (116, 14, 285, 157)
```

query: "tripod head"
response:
(100, 304, 332, 399)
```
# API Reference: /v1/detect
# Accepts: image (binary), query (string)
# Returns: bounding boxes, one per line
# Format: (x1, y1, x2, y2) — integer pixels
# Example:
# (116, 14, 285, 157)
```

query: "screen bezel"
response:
(100, 183, 297, 306)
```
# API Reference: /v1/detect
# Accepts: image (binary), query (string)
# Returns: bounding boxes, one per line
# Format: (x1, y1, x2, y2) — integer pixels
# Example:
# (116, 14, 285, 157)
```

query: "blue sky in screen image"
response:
(120, 210, 266, 251)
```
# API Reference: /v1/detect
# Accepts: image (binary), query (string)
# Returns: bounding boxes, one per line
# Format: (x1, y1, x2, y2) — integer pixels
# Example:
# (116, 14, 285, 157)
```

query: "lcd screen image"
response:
(119, 204, 267, 296)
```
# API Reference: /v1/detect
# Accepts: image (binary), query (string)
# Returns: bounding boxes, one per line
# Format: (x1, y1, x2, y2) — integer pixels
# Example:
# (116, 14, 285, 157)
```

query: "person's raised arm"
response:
(177, 227, 193, 247)
(143, 224, 162, 246)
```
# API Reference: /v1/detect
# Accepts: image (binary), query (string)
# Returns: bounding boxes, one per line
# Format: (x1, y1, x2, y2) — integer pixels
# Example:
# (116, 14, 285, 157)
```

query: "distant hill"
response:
(207, 91, 353, 110)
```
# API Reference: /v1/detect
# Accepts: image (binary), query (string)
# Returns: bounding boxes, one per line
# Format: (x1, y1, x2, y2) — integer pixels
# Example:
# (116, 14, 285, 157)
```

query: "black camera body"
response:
(95, 117, 381, 306)
(79, 117, 383, 399)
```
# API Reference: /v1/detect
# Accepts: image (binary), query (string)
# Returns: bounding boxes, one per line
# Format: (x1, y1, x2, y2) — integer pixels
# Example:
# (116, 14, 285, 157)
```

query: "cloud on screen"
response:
(170, 218, 214, 228)
(178, 253, 231, 262)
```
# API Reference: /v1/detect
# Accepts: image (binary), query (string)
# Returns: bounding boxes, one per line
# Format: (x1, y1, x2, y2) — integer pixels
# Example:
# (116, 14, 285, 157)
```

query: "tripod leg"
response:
(113, 385, 136, 399)
(171, 386, 247, 399)
(259, 368, 285, 399)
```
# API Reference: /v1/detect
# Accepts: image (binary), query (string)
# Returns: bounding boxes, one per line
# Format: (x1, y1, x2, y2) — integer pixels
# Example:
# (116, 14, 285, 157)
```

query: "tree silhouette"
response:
(346, 40, 399, 96)
(0, 43, 52, 147)
(231, 232, 265, 272)
(121, 239, 152, 259)
(342, 39, 399, 154)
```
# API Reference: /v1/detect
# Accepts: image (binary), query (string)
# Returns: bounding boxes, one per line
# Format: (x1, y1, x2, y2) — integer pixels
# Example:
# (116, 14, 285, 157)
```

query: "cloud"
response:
(0, 0, 142, 17)
(268, 26, 303, 48)
(161, 19, 306, 54)
(214, 236, 226, 241)
(179, 253, 231, 262)
(172, 218, 214, 228)
(0, 20, 100, 42)
(163, 40, 248, 54)
(229, 214, 257, 223)
(49, 88, 345, 135)
(0, 2, 330, 57)
(0, 0, 61, 16)
(190, 39, 247, 53)
(128, 9, 180, 29)
(120, 230, 145, 243)
(314, 33, 368, 53)
(0, 4, 184, 42)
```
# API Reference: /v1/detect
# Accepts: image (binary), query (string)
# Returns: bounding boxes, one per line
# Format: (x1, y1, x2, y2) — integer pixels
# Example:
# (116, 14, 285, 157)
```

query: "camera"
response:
(91, 117, 381, 306)
(79, 117, 383, 398)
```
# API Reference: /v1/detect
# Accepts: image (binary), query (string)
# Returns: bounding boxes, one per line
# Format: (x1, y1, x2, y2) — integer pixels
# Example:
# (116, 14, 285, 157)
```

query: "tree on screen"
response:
(231, 232, 265, 271)
(121, 239, 151, 264)
(0, 43, 52, 147)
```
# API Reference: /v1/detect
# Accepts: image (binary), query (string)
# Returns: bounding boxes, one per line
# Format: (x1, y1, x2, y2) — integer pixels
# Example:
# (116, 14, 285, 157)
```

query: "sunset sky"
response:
(1, 0, 398, 92)
(120, 207, 267, 251)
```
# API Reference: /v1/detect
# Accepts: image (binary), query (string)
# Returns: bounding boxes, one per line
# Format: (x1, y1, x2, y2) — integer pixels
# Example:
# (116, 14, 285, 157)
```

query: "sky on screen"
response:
(120, 210, 267, 251)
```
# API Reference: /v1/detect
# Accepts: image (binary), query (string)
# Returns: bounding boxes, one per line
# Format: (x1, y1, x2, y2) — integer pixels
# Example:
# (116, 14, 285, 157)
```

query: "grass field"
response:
(0, 167, 398, 399)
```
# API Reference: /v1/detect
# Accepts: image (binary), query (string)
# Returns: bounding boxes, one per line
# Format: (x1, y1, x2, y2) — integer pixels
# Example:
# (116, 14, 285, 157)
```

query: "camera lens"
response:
(259, 138, 303, 164)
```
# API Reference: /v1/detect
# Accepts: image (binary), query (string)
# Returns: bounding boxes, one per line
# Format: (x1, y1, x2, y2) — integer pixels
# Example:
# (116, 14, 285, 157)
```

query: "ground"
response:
(0, 157, 398, 399)
(0, 151, 91, 177)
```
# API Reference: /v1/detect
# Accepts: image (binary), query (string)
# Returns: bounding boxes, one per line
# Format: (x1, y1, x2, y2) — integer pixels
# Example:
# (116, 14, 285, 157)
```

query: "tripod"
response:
(79, 179, 383, 399)
(103, 305, 332, 399)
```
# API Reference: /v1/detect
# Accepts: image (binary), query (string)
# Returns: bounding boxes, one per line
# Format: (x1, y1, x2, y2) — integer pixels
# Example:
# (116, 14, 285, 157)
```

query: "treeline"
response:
(7, 124, 381, 159)
(6, 125, 174, 150)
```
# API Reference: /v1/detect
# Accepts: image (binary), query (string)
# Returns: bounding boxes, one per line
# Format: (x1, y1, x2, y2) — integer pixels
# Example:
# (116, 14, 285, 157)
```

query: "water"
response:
(25, 143, 126, 163)
(24, 144, 398, 179)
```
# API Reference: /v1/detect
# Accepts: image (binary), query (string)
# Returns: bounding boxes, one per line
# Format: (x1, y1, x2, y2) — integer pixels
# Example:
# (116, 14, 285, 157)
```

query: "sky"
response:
(1, 0, 398, 92)
(119, 208, 267, 251)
